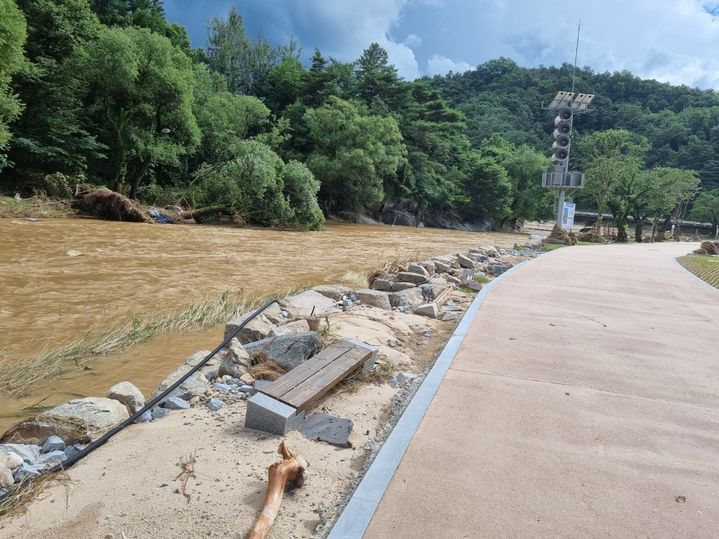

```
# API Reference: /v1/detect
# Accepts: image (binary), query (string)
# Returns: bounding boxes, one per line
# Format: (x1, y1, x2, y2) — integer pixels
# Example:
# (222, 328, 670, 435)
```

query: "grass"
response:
(0, 470, 70, 519)
(677, 255, 719, 288)
(0, 195, 73, 219)
(0, 291, 260, 398)
(543, 244, 565, 251)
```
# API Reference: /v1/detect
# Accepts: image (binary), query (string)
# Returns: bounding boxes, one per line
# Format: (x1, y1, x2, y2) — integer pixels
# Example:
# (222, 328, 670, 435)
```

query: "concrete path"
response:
(362, 243, 719, 538)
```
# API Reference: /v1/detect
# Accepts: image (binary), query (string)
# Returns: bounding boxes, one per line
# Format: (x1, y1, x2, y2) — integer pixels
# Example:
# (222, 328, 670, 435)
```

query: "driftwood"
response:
(178, 205, 230, 220)
(247, 442, 307, 539)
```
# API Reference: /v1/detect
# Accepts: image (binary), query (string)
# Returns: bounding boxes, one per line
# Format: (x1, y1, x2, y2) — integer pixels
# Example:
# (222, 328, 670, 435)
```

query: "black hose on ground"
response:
(0, 298, 279, 503)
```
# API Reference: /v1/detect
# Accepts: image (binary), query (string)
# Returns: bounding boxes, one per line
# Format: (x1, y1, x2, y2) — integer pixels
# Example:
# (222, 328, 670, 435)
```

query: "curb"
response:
(672, 256, 719, 294)
(327, 258, 530, 538)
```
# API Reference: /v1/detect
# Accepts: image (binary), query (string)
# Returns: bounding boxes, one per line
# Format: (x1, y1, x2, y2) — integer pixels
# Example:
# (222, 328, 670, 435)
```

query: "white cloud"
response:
(404, 33, 422, 48)
(427, 54, 473, 76)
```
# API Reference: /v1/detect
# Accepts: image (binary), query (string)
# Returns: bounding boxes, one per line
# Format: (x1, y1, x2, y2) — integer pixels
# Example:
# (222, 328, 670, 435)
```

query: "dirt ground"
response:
(0, 295, 473, 539)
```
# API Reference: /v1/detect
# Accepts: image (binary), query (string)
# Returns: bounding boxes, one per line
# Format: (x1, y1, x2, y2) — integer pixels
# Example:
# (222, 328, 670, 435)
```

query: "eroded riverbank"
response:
(0, 219, 527, 429)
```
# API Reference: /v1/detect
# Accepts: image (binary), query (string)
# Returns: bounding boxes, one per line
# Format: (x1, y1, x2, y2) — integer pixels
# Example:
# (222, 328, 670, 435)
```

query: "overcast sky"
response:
(164, 0, 719, 90)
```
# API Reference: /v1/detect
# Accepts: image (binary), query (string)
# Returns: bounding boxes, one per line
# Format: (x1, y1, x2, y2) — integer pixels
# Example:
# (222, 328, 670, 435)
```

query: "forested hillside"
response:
(0, 0, 717, 234)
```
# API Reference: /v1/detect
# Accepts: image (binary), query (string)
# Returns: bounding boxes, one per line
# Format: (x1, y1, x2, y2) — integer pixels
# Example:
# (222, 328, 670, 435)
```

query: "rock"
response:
(417, 260, 436, 275)
(355, 289, 392, 310)
(372, 278, 393, 291)
(312, 284, 352, 301)
(389, 287, 424, 308)
(218, 338, 252, 379)
(240, 373, 255, 385)
(468, 252, 489, 264)
(433, 260, 452, 273)
(1, 444, 40, 464)
(13, 462, 41, 482)
(64, 445, 80, 460)
(47, 398, 129, 433)
(0, 452, 23, 471)
(39, 450, 66, 468)
(238, 385, 254, 393)
(184, 350, 216, 368)
(406, 263, 430, 277)
(397, 372, 419, 385)
(65, 249, 81, 257)
(420, 282, 449, 301)
(41, 435, 65, 454)
(457, 254, 475, 269)
(269, 319, 311, 337)
(224, 312, 275, 345)
(163, 396, 190, 410)
(154, 365, 210, 400)
(213, 382, 234, 392)
(135, 410, 153, 423)
(0, 414, 92, 446)
(0, 466, 14, 488)
(107, 381, 146, 415)
(260, 302, 286, 325)
(342, 298, 353, 309)
(151, 407, 169, 420)
(491, 263, 510, 276)
(388, 281, 417, 292)
(396, 272, 428, 285)
(207, 398, 224, 411)
(413, 303, 439, 319)
(481, 245, 499, 257)
(280, 290, 336, 318)
(244, 332, 321, 370)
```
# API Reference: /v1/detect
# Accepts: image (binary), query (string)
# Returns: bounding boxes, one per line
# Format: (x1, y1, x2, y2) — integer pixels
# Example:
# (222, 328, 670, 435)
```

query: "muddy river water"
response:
(0, 218, 526, 430)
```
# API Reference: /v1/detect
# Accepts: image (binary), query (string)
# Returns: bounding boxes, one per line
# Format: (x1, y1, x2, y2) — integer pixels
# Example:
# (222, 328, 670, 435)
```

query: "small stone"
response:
(39, 450, 67, 467)
(355, 289, 392, 310)
(0, 466, 13, 489)
(163, 396, 190, 410)
(64, 445, 80, 460)
(207, 399, 224, 411)
(457, 254, 475, 269)
(213, 383, 234, 392)
(218, 338, 252, 379)
(2, 444, 40, 464)
(239, 373, 255, 385)
(238, 385, 254, 394)
(342, 299, 352, 309)
(151, 407, 169, 420)
(0, 452, 22, 471)
(135, 410, 153, 423)
(13, 462, 41, 482)
(397, 372, 418, 385)
(41, 435, 65, 454)
(406, 263, 430, 277)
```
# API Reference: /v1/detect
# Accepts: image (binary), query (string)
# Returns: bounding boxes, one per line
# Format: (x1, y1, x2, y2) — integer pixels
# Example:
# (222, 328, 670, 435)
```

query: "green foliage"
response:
(195, 92, 271, 162)
(73, 26, 200, 197)
(0, 0, 27, 167)
(191, 140, 322, 230)
(304, 96, 406, 214)
(690, 189, 719, 227)
(460, 149, 512, 221)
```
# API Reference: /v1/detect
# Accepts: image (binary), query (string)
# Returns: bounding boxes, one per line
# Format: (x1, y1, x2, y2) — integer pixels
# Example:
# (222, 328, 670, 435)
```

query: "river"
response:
(0, 218, 526, 430)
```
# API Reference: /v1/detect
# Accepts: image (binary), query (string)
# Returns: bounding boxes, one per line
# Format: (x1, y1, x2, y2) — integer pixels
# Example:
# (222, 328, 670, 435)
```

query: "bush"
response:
(282, 160, 324, 230)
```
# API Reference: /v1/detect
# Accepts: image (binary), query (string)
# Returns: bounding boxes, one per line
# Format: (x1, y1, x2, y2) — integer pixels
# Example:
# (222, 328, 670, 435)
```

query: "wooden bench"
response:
(245, 339, 376, 434)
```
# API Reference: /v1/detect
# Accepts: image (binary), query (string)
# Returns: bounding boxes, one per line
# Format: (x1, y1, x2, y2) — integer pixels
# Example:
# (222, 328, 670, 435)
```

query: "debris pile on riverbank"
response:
(0, 244, 539, 536)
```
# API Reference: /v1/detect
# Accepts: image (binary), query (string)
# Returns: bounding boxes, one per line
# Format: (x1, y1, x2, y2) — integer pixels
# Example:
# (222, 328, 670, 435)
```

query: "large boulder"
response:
(420, 281, 450, 301)
(218, 338, 252, 378)
(47, 398, 129, 433)
(414, 303, 439, 319)
(396, 272, 428, 285)
(224, 311, 275, 345)
(355, 289, 392, 310)
(154, 365, 211, 400)
(280, 290, 336, 318)
(312, 284, 352, 301)
(372, 278, 394, 292)
(389, 281, 416, 292)
(106, 381, 145, 415)
(389, 287, 424, 308)
(244, 332, 321, 370)
(433, 260, 452, 273)
(0, 414, 92, 446)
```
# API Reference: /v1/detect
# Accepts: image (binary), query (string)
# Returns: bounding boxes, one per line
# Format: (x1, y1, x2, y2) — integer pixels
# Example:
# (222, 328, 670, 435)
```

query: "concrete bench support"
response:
(245, 392, 305, 435)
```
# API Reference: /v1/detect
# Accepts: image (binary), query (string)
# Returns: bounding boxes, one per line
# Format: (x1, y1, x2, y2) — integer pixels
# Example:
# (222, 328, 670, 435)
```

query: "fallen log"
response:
(178, 205, 230, 220)
(247, 441, 307, 539)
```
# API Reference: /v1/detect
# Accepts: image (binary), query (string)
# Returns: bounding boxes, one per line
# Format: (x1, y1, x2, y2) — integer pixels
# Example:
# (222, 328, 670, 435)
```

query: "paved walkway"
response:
(355, 243, 719, 537)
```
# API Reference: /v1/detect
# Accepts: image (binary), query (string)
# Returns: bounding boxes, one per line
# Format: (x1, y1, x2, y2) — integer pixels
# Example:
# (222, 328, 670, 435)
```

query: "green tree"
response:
(207, 7, 297, 96)
(0, 0, 26, 169)
(74, 26, 200, 198)
(282, 160, 324, 230)
(304, 96, 406, 214)
(260, 56, 306, 113)
(354, 42, 407, 113)
(460, 149, 513, 222)
(690, 189, 719, 229)
(8, 0, 103, 176)
(195, 92, 271, 163)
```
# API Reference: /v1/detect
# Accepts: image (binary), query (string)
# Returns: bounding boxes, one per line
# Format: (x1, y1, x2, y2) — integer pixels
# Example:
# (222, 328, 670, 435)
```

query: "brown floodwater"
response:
(0, 218, 526, 430)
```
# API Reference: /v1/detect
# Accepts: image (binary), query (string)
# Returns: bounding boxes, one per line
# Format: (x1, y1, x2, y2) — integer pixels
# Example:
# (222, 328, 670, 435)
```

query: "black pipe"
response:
(0, 298, 279, 503)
